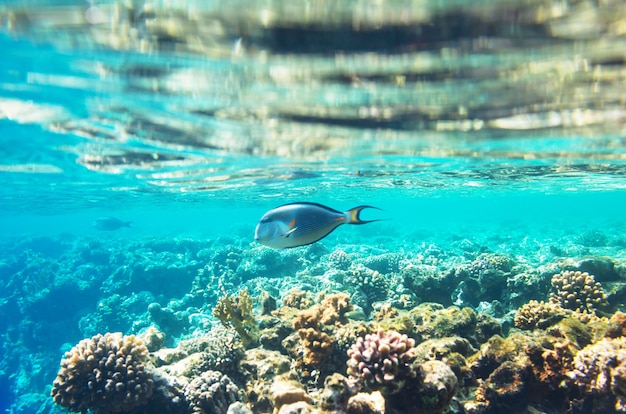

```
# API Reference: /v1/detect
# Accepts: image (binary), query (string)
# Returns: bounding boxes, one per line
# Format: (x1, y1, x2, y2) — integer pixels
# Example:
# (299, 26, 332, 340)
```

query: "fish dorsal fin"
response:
(276, 202, 343, 215)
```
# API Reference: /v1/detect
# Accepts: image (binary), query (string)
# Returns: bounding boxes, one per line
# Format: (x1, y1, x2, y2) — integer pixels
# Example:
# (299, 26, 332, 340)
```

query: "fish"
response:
(254, 202, 382, 249)
(92, 216, 132, 231)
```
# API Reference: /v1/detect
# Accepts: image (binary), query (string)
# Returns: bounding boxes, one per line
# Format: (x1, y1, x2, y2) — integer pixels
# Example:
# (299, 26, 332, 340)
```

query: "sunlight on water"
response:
(1, 0, 625, 209)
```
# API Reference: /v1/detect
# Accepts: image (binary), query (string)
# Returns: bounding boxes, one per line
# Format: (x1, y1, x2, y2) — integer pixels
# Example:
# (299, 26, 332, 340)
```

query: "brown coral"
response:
(524, 339, 575, 409)
(606, 312, 626, 339)
(282, 289, 312, 310)
(298, 328, 334, 366)
(291, 293, 353, 376)
(51, 332, 154, 414)
(514, 300, 568, 330)
(318, 293, 352, 326)
(550, 270, 607, 313)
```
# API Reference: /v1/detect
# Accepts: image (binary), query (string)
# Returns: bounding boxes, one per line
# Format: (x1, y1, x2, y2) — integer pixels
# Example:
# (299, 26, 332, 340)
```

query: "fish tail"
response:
(346, 205, 383, 225)
(124, 221, 132, 228)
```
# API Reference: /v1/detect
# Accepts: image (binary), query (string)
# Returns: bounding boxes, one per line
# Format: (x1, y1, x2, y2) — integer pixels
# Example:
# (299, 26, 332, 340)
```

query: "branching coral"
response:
(346, 328, 416, 394)
(185, 370, 245, 414)
(550, 270, 607, 313)
(51, 332, 154, 414)
(213, 288, 259, 347)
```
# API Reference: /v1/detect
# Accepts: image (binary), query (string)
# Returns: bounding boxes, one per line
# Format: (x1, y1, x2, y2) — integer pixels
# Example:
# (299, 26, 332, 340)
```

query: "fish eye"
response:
(261, 217, 272, 223)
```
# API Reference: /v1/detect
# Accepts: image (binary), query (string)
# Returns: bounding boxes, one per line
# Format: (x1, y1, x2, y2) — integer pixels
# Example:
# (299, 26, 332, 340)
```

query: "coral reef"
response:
(153, 328, 245, 379)
(281, 289, 313, 310)
(362, 252, 403, 275)
(550, 270, 608, 313)
(328, 248, 353, 271)
(474, 361, 532, 412)
(346, 328, 416, 394)
(289, 292, 353, 381)
(394, 360, 458, 414)
(4, 231, 626, 414)
(319, 373, 357, 411)
(269, 379, 312, 413)
(341, 263, 390, 314)
(213, 288, 259, 347)
(239, 348, 294, 413)
(185, 370, 245, 414)
(570, 337, 626, 412)
(346, 391, 385, 414)
(514, 300, 568, 329)
(51, 332, 154, 413)
(400, 264, 456, 307)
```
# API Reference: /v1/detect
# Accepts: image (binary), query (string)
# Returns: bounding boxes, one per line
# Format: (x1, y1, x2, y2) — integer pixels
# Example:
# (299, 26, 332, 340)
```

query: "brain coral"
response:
(550, 270, 607, 313)
(51, 332, 154, 414)
(185, 370, 245, 414)
(347, 328, 416, 394)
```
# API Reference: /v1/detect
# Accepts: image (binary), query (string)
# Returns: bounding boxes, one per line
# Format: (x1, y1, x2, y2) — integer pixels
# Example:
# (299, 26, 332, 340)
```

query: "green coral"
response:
(213, 288, 259, 347)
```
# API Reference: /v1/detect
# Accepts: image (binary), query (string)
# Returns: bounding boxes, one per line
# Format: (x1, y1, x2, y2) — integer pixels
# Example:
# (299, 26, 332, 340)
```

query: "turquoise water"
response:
(1, 1, 626, 413)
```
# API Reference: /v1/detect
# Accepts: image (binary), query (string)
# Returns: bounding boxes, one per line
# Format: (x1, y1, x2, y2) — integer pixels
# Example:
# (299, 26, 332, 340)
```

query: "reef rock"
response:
(270, 380, 312, 414)
(391, 360, 458, 414)
(570, 337, 626, 412)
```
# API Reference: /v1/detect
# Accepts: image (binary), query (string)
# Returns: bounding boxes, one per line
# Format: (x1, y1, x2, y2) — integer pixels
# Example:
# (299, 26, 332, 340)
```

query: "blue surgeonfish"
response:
(254, 202, 382, 249)
(93, 217, 132, 231)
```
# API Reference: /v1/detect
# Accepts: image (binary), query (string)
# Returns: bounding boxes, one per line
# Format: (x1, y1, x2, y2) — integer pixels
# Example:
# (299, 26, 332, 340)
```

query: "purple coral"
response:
(346, 328, 416, 393)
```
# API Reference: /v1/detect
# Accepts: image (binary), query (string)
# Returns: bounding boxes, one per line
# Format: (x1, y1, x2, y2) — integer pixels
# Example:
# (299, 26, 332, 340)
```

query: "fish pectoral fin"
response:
(283, 227, 298, 238)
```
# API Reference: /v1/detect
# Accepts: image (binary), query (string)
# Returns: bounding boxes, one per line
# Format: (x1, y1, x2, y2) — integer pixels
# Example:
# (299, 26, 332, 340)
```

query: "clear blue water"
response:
(1, 1, 626, 413)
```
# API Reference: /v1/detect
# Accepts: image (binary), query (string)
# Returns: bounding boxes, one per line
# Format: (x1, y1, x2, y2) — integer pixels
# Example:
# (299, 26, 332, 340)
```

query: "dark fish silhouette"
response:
(93, 217, 132, 231)
(254, 202, 381, 249)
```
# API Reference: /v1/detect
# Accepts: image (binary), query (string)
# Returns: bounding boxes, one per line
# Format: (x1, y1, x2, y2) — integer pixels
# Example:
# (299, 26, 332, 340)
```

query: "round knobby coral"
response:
(51, 332, 154, 414)
(328, 248, 352, 271)
(185, 370, 245, 414)
(362, 253, 403, 275)
(347, 328, 416, 393)
(344, 263, 389, 309)
(514, 300, 568, 330)
(550, 270, 607, 313)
